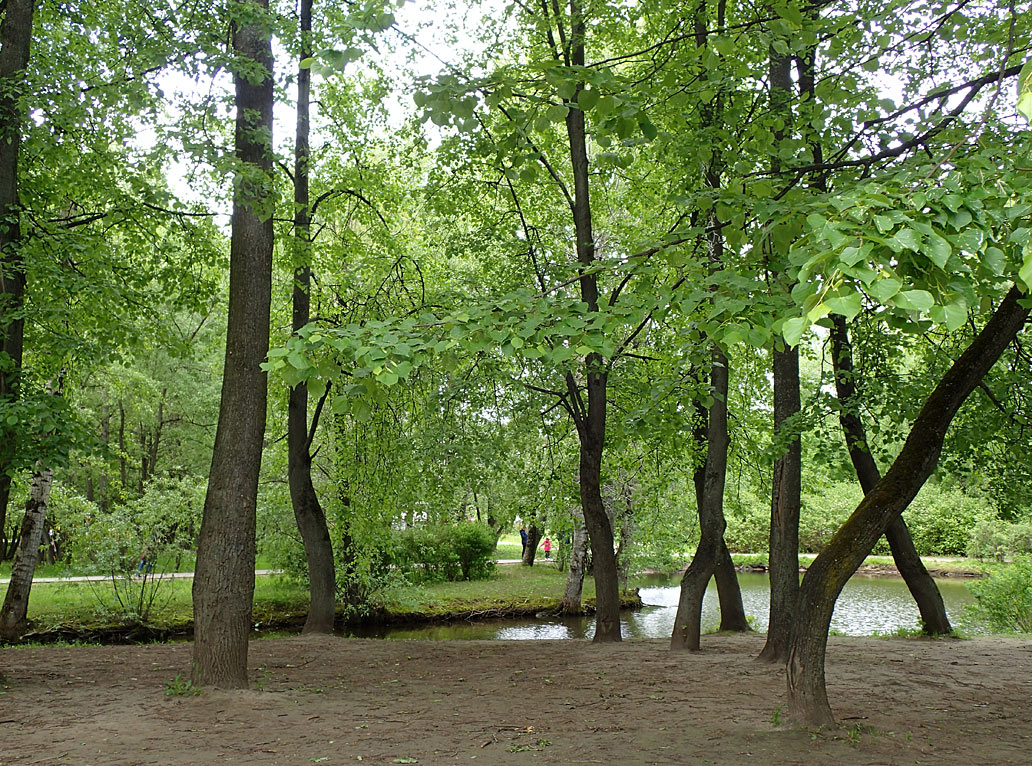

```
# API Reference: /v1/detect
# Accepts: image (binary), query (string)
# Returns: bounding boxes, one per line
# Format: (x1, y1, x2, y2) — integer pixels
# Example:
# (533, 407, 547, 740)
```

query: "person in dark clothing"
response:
(520, 526, 528, 556)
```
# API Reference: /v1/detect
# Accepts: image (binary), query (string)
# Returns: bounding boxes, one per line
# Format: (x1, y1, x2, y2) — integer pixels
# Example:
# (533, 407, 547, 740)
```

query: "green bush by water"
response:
(967, 556, 1032, 633)
(392, 522, 497, 583)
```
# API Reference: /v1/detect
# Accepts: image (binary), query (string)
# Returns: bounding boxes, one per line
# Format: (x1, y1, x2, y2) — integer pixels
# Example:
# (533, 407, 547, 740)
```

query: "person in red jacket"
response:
(542, 537, 551, 559)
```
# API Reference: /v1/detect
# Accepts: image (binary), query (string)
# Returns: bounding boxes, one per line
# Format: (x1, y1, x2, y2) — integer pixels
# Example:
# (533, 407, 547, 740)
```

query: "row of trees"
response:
(1, 0, 1031, 728)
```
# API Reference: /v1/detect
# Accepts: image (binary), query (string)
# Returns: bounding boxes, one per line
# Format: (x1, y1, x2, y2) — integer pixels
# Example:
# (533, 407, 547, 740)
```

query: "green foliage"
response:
(390, 523, 497, 583)
(967, 556, 1032, 633)
(903, 484, 995, 556)
(967, 519, 1032, 561)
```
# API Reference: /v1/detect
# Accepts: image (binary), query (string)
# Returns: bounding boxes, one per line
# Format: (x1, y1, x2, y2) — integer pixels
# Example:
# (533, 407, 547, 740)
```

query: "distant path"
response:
(0, 569, 282, 585)
(2, 562, 534, 585)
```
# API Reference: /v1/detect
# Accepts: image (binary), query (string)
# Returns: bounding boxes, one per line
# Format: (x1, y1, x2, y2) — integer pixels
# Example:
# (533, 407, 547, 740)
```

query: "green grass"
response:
(384, 561, 578, 617)
(11, 561, 597, 639)
(494, 534, 524, 561)
(18, 574, 310, 636)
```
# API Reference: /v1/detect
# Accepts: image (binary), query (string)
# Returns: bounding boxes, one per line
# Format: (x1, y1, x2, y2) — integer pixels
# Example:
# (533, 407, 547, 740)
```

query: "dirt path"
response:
(2, 633, 1030, 765)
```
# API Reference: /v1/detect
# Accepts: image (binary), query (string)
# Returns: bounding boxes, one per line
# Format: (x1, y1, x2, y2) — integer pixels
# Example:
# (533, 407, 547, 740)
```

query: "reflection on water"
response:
(346, 572, 979, 641)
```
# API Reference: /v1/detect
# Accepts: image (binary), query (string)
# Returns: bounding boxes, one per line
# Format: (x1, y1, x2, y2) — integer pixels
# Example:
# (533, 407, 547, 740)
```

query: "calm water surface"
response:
(348, 572, 980, 641)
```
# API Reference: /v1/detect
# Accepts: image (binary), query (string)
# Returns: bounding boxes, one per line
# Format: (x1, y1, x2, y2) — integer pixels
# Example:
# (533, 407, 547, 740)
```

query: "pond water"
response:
(346, 572, 981, 641)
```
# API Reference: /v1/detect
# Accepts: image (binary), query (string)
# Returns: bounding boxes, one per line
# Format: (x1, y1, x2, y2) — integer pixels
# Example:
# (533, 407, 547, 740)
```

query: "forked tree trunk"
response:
(759, 344, 801, 662)
(672, 346, 733, 650)
(560, 508, 590, 614)
(0, 0, 36, 552)
(0, 465, 53, 640)
(787, 286, 1029, 726)
(689, 374, 749, 633)
(682, 0, 748, 637)
(714, 539, 750, 631)
(191, 0, 274, 688)
(287, 0, 337, 635)
(830, 315, 951, 635)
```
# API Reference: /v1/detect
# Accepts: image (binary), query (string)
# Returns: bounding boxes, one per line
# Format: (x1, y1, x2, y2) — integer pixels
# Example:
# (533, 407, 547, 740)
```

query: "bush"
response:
(1008, 522, 1032, 557)
(904, 485, 995, 556)
(391, 522, 496, 583)
(967, 519, 1010, 561)
(967, 556, 1032, 633)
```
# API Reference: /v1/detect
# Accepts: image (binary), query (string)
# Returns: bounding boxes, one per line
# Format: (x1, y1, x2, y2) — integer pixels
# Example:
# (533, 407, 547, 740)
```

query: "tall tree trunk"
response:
(672, 346, 732, 650)
(756, 15, 801, 664)
(0, 0, 35, 557)
(191, 0, 274, 688)
(0, 464, 53, 639)
(558, 0, 620, 643)
(830, 315, 951, 635)
(286, 0, 337, 635)
(560, 507, 590, 614)
(684, 0, 748, 636)
(786, 286, 1029, 726)
(521, 522, 541, 566)
(758, 345, 801, 661)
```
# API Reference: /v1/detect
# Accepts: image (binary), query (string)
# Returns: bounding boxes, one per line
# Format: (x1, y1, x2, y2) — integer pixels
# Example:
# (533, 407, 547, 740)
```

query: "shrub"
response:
(1008, 522, 1032, 557)
(967, 519, 1009, 561)
(391, 522, 496, 583)
(904, 485, 995, 556)
(967, 556, 1032, 633)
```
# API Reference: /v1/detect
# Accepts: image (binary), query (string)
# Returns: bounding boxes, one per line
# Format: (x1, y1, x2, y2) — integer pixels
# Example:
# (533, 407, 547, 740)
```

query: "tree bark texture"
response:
(287, 0, 337, 635)
(560, 507, 590, 614)
(830, 315, 951, 635)
(191, 1, 274, 688)
(758, 345, 801, 662)
(786, 286, 1029, 726)
(521, 523, 541, 566)
(0, 0, 35, 555)
(0, 464, 52, 639)
(671, 346, 732, 650)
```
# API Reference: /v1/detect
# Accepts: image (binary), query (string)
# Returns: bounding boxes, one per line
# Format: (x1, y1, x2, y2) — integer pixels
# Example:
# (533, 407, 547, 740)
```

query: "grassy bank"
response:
(9, 560, 625, 644)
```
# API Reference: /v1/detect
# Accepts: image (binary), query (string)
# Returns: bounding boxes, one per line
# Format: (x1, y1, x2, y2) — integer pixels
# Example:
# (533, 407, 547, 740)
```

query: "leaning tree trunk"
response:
(0, 464, 53, 640)
(560, 507, 591, 614)
(758, 344, 801, 662)
(671, 345, 733, 650)
(191, 0, 274, 688)
(287, 0, 337, 635)
(0, 0, 36, 554)
(786, 286, 1029, 726)
(830, 314, 951, 635)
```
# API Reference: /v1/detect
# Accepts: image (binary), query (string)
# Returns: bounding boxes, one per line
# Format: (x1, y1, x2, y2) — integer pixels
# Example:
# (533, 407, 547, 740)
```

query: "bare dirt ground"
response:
(2, 633, 1031, 765)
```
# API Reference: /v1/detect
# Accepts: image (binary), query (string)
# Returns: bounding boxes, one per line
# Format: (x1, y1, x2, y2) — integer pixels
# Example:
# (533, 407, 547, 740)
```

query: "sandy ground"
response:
(2, 633, 1031, 765)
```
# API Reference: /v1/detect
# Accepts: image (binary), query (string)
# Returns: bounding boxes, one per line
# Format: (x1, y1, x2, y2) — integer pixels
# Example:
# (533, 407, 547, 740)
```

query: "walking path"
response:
(1, 561, 536, 586)
(0, 569, 282, 585)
